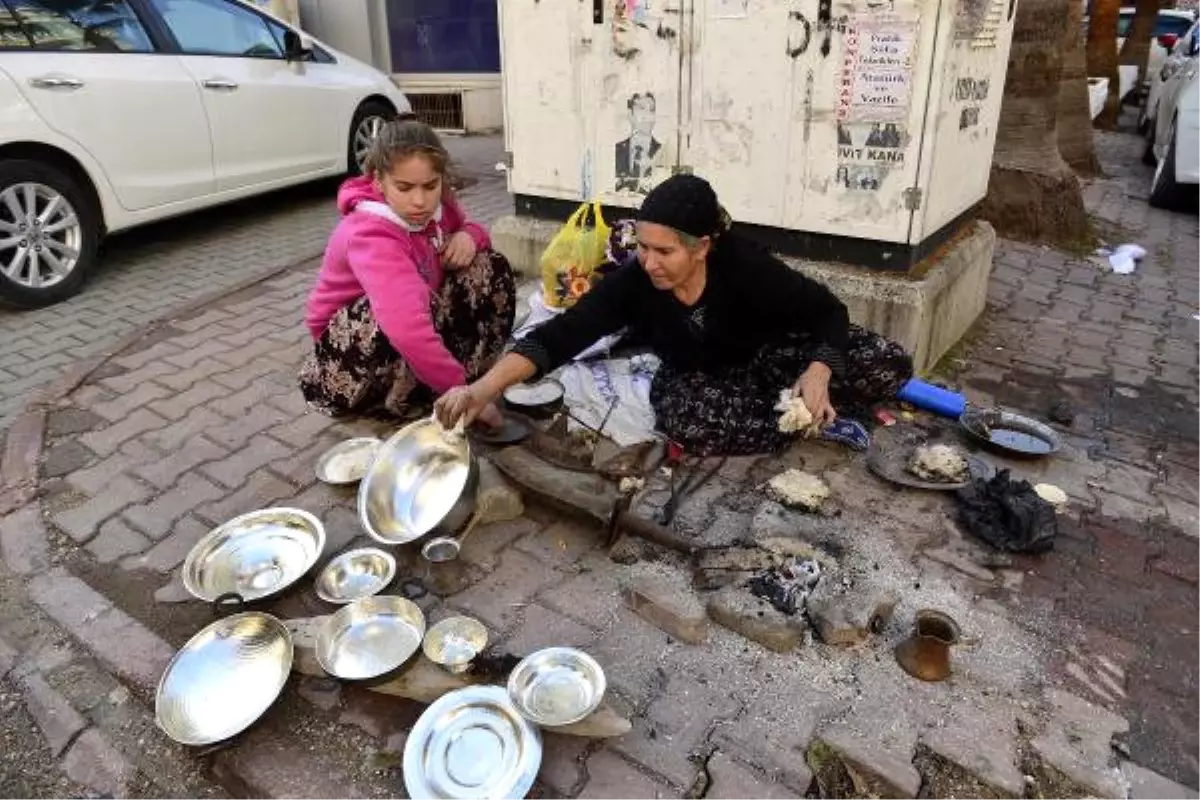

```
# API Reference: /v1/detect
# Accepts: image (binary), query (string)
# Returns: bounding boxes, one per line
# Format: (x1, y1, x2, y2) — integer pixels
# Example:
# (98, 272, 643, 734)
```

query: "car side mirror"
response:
(283, 30, 313, 61)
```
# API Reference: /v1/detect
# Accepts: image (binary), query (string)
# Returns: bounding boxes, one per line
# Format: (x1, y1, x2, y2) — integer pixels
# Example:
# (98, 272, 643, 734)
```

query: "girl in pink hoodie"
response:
(300, 117, 516, 419)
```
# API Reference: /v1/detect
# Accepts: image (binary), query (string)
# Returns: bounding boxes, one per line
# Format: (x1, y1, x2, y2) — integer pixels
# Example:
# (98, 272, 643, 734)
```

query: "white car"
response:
(1142, 20, 1198, 135)
(1147, 36, 1199, 210)
(1118, 7, 1197, 92)
(0, 0, 411, 308)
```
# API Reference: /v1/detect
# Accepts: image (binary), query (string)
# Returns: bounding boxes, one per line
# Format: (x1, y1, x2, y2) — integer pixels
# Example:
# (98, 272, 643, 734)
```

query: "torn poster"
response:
(837, 14, 918, 123)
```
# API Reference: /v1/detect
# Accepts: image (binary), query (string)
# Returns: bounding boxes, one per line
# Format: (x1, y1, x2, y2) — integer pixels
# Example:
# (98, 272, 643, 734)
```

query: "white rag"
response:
(512, 291, 624, 361)
(556, 355, 661, 447)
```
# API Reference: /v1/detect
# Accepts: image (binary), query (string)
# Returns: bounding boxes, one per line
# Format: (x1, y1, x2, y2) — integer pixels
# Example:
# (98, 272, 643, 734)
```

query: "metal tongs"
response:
(655, 443, 726, 526)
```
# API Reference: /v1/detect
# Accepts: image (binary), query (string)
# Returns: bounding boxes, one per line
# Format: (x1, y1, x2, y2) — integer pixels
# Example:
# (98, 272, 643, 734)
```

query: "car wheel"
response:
(0, 159, 99, 308)
(1147, 120, 1190, 210)
(347, 100, 397, 176)
(1142, 128, 1157, 166)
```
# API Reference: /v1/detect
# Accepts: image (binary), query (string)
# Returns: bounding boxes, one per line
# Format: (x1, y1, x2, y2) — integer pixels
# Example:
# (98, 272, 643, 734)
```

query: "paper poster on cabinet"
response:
(836, 14, 918, 123)
(614, 91, 663, 195)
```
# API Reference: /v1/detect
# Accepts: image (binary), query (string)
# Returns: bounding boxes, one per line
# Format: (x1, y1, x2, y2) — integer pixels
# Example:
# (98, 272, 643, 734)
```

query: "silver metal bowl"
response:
(404, 685, 542, 799)
(315, 595, 426, 680)
(358, 417, 478, 546)
(156, 612, 293, 746)
(507, 647, 606, 727)
(314, 548, 396, 604)
(182, 508, 326, 603)
(422, 616, 488, 674)
(315, 437, 382, 485)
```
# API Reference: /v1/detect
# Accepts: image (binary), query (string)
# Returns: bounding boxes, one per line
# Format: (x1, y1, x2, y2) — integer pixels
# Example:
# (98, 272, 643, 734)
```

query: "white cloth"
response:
(556, 355, 661, 447)
(512, 290, 624, 361)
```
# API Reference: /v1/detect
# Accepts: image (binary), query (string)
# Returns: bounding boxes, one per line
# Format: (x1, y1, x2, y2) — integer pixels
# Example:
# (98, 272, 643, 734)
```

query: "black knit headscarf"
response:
(637, 175, 729, 240)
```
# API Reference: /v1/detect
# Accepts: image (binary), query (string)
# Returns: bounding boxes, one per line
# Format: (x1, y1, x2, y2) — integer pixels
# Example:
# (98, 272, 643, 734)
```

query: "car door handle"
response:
(29, 76, 83, 90)
(201, 78, 239, 91)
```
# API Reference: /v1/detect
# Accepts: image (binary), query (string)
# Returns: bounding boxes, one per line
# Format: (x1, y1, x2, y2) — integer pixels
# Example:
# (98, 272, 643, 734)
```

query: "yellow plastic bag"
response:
(540, 201, 610, 309)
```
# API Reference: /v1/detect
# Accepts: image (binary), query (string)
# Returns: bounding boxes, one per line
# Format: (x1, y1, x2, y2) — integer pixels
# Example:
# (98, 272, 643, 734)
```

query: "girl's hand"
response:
(441, 231, 477, 270)
(435, 383, 500, 429)
(792, 362, 836, 428)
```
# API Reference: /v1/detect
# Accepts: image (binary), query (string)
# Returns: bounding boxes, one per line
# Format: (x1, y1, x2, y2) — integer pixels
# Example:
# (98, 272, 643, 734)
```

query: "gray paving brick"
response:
(65, 440, 161, 495)
(201, 435, 292, 489)
(170, 308, 234, 333)
(164, 338, 235, 369)
(97, 361, 176, 395)
(195, 469, 295, 526)
(112, 339, 184, 371)
(206, 403, 289, 448)
(122, 474, 225, 539)
(90, 381, 172, 423)
(156, 357, 234, 391)
(133, 434, 227, 489)
(266, 411, 335, 448)
(122, 514, 211, 574)
(212, 357, 287, 391)
(213, 336, 289, 369)
(140, 406, 226, 452)
(19, 672, 88, 757)
(79, 409, 169, 457)
(85, 518, 153, 564)
(146, 381, 228, 421)
(53, 475, 151, 543)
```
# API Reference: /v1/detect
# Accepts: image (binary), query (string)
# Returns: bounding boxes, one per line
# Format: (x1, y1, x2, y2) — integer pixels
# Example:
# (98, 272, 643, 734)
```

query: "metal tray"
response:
(315, 595, 425, 680)
(404, 685, 542, 799)
(156, 612, 293, 746)
(867, 446, 996, 492)
(182, 508, 325, 604)
(959, 407, 1062, 458)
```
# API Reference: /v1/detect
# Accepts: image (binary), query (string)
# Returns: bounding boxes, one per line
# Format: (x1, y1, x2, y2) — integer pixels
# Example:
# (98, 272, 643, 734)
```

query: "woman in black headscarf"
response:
(435, 175, 913, 455)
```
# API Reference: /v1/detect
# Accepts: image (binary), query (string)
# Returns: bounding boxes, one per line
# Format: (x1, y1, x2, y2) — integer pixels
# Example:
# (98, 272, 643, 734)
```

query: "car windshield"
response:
(1117, 12, 1196, 38)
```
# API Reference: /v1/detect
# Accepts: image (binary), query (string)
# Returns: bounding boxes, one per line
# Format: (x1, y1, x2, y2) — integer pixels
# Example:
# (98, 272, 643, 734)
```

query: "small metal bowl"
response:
(314, 548, 396, 604)
(422, 616, 488, 674)
(315, 595, 426, 680)
(315, 437, 382, 485)
(507, 647, 606, 726)
(502, 378, 565, 419)
(182, 508, 325, 604)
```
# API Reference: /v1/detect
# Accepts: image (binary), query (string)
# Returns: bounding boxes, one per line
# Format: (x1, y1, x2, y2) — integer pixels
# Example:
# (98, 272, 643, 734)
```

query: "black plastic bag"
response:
(954, 469, 1057, 554)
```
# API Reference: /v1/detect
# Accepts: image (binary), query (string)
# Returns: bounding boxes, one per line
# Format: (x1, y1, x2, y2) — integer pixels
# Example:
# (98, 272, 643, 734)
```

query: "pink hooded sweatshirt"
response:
(305, 176, 491, 393)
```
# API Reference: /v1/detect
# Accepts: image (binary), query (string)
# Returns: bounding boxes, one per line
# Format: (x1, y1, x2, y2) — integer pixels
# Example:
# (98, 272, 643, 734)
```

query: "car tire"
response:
(1147, 120, 1189, 210)
(1142, 130, 1157, 166)
(0, 159, 100, 309)
(347, 100, 397, 177)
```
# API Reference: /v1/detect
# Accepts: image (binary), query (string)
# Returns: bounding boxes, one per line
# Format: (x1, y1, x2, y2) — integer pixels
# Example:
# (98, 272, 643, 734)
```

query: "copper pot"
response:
(894, 609, 961, 682)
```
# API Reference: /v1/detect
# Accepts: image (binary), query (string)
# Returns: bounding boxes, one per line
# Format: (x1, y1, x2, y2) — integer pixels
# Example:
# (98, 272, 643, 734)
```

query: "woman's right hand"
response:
(435, 384, 501, 429)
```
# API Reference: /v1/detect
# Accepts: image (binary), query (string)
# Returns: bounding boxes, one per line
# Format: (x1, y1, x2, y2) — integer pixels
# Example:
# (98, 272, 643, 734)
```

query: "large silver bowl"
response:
(156, 612, 293, 746)
(182, 508, 326, 603)
(358, 418, 478, 545)
(315, 595, 426, 680)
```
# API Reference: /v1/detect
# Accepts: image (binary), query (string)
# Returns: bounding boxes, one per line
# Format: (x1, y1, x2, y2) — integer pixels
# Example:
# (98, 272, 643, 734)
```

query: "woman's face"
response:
(636, 222, 709, 290)
(376, 153, 443, 226)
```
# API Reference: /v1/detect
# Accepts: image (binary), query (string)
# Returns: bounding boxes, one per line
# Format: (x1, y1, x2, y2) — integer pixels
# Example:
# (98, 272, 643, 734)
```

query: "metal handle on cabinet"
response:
(29, 76, 83, 90)
(202, 78, 239, 91)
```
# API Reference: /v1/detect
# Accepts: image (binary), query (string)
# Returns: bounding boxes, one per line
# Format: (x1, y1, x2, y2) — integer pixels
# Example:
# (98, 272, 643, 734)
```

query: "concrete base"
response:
(489, 215, 996, 375)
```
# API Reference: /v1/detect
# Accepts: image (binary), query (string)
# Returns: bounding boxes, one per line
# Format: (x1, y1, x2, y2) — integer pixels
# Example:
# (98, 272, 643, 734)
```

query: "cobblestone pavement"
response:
(0, 135, 512, 429)
(1, 125, 1197, 798)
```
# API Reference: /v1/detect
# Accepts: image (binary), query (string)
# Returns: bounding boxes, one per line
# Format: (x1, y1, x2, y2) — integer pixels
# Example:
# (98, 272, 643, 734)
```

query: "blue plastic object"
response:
(896, 379, 967, 419)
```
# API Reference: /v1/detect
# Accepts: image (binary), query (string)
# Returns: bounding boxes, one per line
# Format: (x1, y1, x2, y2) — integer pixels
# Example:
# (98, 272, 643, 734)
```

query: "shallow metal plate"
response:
(959, 407, 1062, 458)
(867, 446, 997, 492)
(315, 437, 382, 485)
(156, 612, 293, 746)
(404, 685, 542, 800)
(314, 547, 396, 604)
(467, 413, 534, 446)
(507, 647, 606, 727)
(182, 508, 326, 603)
(315, 595, 425, 680)
(358, 418, 477, 545)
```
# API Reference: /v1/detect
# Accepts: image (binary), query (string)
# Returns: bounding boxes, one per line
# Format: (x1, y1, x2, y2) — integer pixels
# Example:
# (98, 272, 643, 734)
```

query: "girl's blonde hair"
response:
(364, 114, 450, 178)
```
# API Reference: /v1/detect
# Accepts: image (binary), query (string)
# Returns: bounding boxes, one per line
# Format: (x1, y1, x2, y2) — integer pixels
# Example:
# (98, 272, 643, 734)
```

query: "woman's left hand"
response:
(792, 362, 836, 428)
(441, 231, 477, 270)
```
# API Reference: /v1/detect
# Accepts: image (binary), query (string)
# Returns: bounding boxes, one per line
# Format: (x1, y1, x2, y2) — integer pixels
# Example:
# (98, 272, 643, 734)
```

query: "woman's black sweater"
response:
(512, 233, 850, 379)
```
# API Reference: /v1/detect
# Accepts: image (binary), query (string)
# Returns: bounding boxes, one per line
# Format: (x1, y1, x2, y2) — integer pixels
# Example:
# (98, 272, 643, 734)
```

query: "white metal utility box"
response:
(498, 0, 1017, 270)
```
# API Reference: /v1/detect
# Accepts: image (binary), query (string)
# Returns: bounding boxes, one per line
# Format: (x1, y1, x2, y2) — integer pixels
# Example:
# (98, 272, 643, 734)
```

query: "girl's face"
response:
(375, 152, 443, 226)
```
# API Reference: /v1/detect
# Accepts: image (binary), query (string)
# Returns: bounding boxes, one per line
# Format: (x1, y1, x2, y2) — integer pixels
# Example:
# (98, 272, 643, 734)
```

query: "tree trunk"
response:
(1119, 0, 1159, 86)
(1087, 0, 1123, 128)
(1059, 0, 1103, 175)
(981, 0, 1090, 244)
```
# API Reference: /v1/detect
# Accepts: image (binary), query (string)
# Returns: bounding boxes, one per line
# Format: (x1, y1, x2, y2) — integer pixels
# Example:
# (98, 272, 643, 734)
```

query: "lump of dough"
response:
(908, 444, 969, 482)
(775, 389, 818, 435)
(1034, 483, 1068, 506)
(766, 469, 830, 512)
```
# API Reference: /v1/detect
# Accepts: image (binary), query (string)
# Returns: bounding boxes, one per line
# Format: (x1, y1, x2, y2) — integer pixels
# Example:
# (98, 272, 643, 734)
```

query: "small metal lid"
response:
(404, 686, 542, 800)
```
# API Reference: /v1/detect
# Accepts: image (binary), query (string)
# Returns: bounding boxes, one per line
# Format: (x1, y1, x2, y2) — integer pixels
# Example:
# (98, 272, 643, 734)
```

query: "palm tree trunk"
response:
(1087, 0, 1122, 128)
(1119, 0, 1159, 86)
(981, 0, 1090, 243)
(1059, 0, 1103, 175)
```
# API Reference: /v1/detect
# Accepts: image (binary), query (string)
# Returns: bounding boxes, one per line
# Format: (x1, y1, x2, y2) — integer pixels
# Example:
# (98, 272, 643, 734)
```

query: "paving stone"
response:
(504, 602, 597, 657)
(147, 381, 228, 421)
(458, 516, 539, 570)
(295, 676, 342, 712)
(450, 549, 562, 632)
(706, 751, 795, 799)
(211, 729, 369, 799)
(538, 733, 590, 796)
(578, 750, 673, 799)
(614, 678, 741, 790)
(165, 338, 235, 369)
(200, 435, 291, 488)
(90, 381, 171, 423)
(0, 635, 16, 679)
(122, 474, 224, 539)
(921, 705, 1025, 797)
(45, 407, 106, 438)
(622, 564, 708, 645)
(0, 503, 50, 574)
(156, 357, 232, 391)
(707, 586, 808, 654)
(589, 609, 674, 711)
(132, 434, 227, 490)
(541, 553, 627, 630)
(266, 411, 335, 448)
(98, 361, 175, 395)
(63, 729, 136, 797)
(41, 439, 95, 480)
(122, 514, 211, 573)
(513, 517, 600, 567)
(20, 673, 88, 756)
(194, 469, 295, 526)
(79, 408, 169, 457)
(170, 308, 234, 333)
(1121, 761, 1199, 799)
(53, 475, 151, 544)
(205, 403, 289, 449)
(85, 518, 153, 564)
(1029, 688, 1130, 799)
(812, 730, 922, 799)
(142, 406, 228, 452)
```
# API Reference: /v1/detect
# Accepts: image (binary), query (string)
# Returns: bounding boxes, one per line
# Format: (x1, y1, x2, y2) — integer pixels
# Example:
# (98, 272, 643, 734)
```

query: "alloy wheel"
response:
(0, 182, 82, 289)
(354, 115, 387, 173)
